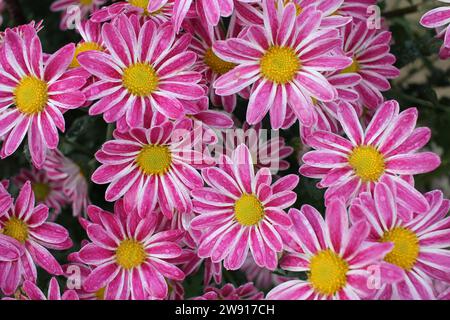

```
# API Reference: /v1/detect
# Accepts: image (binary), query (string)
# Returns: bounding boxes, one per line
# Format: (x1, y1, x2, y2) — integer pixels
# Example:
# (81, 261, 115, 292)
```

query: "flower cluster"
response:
(0, 0, 448, 300)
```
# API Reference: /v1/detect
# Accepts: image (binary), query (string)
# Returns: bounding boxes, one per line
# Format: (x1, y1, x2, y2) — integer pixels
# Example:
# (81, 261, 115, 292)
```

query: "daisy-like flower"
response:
(91, 0, 175, 25)
(420, 0, 450, 59)
(213, 1, 352, 129)
(237, 0, 353, 29)
(339, 21, 400, 110)
(0, 25, 86, 168)
(267, 201, 399, 300)
(194, 283, 264, 300)
(172, 0, 261, 32)
(79, 15, 205, 128)
(13, 168, 67, 217)
(241, 256, 289, 289)
(20, 277, 79, 300)
(92, 112, 210, 218)
(44, 150, 90, 217)
(350, 183, 450, 300)
(0, 181, 72, 295)
(70, 20, 104, 69)
(77, 202, 185, 300)
(188, 16, 247, 113)
(191, 144, 298, 270)
(300, 100, 441, 214)
(50, 0, 107, 30)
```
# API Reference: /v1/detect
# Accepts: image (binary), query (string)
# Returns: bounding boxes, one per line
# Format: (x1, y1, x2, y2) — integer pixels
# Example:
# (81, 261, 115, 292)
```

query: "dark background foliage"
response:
(0, 0, 449, 297)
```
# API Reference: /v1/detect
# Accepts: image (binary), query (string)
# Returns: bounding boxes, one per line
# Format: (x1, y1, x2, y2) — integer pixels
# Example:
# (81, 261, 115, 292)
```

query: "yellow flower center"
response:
(122, 63, 159, 97)
(341, 58, 360, 74)
(31, 182, 51, 202)
(79, 0, 93, 5)
(128, 0, 149, 10)
(234, 194, 265, 226)
(309, 249, 349, 296)
(70, 42, 104, 68)
(136, 144, 172, 175)
(14, 76, 48, 115)
(381, 227, 419, 271)
(3, 217, 28, 243)
(115, 239, 146, 270)
(260, 46, 300, 84)
(204, 48, 235, 75)
(95, 288, 105, 300)
(348, 146, 385, 183)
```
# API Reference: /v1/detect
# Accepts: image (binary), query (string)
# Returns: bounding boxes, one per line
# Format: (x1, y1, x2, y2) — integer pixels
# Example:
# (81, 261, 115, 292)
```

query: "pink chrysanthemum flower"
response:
(0, 25, 86, 168)
(91, 0, 175, 24)
(50, 0, 107, 30)
(79, 15, 204, 129)
(337, 0, 377, 21)
(188, 17, 247, 113)
(0, 181, 72, 295)
(20, 277, 79, 300)
(267, 201, 399, 300)
(350, 183, 450, 300)
(13, 168, 67, 217)
(339, 21, 400, 110)
(78, 202, 185, 300)
(300, 100, 441, 214)
(44, 150, 90, 217)
(191, 144, 298, 270)
(92, 112, 210, 218)
(237, 0, 353, 29)
(241, 256, 289, 289)
(172, 0, 261, 31)
(194, 283, 264, 300)
(70, 20, 104, 69)
(420, 0, 450, 59)
(213, 1, 351, 129)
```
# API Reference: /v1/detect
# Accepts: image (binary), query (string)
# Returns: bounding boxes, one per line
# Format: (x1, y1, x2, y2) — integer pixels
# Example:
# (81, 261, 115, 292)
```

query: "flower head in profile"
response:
(79, 15, 204, 130)
(0, 181, 72, 295)
(78, 202, 185, 300)
(50, 0, 107, 30)
(0, 25, 86, 168)
(44, 150, 90, 217)
(191, 144, 298, 270)
(420, 0, 450, 59)
(339, 21, 400, 109)
(19, 277, 79, 300)
(92, 112, 210, 218)
(13, 168, 67, 217)
(91, 0, 175, 25)
(194, 283, 264, 300)
(300, 100, 441, 215)
(351, 183, 450, 300)
(213, 1, 351, 129)
(267, 201, 398, 300)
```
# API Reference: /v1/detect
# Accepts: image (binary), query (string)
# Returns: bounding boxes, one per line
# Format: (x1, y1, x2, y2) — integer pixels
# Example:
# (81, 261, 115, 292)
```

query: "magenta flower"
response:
(213, 1, 351, 129)
(44, 150, 90, 217)
(0, 181, 72, 295)
(420, 0, 450, 59)
(300, 100, 441, 214)
(91, 0, 175, 24)
(20, 277, 79, 300)
(79, 15, 205, 129)
(339, 21, 400, 110)
(78, 202, 185, 300)
(13, 168, 67, 217)
(191, 144, 298, 270)
(267, 201, 398, 300)
(92, 113, 209, 218)
(350, 183, 450, 300)
(194, 283, 264, 300)
(70, 20, 104, 69)
(50, 0, 107, 30)
(0, 25, 86, 168)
